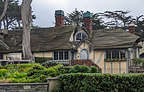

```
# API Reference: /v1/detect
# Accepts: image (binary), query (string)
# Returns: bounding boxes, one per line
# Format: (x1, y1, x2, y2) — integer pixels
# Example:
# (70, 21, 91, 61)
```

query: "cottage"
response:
(0, 10, 140, 73)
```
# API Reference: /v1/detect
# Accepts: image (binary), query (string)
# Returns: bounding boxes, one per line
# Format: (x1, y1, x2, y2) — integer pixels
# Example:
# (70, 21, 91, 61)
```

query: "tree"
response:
(65, 9, 83, 26)
(0, 0, 8, 28)
(92, 13, 106, 30)
(0, 0, 36, 29)
(102, 11, 133, 29)
(21, 0, 33, 60)
(65, 9, 105, 30)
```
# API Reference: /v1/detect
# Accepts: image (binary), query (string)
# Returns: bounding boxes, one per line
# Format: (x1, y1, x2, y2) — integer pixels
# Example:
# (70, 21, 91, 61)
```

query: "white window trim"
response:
(53, 50, 70, 61)
(75, 31, 88, 41)
(105, 49, 126, 60)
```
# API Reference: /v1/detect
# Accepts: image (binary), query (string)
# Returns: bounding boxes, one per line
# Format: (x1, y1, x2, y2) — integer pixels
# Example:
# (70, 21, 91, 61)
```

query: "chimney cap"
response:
(129, 23, 135, 27)
(55, 10, 64, 16)
(83, 11, 93, 18)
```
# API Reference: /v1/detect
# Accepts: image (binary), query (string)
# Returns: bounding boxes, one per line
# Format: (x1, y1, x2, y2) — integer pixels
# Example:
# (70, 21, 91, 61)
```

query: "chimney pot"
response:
(55, 10, 64, 27)
(83, 11, 93, 33)
(129, 23, 135, 33)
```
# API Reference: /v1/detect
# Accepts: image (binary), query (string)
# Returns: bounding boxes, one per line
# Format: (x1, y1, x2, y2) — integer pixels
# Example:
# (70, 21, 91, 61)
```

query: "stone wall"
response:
(0, 83, 49, 92)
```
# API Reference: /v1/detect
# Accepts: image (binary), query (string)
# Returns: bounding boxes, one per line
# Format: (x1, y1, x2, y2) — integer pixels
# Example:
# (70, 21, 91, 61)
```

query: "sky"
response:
(31, 0, 144, 27)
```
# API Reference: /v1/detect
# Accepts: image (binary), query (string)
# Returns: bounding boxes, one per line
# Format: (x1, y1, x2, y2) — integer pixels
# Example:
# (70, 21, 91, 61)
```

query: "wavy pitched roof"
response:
(0, 26, 139, 53)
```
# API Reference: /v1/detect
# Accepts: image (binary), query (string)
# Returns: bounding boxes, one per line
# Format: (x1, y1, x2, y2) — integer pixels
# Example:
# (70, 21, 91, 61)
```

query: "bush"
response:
(42, 61, 59, 68)
(90, 66, 99, 73)
(47, 64, 64, 77)
(0, 69, 8, 78)
(35, 57, 52, 63)
(26, 64, 48, 82)
(57, 73, 144, 92)
(41, 61, 69, 68)
(69, 65, 90, 73)
(134, 58, 144, 67)
(3, 63, 37, 73)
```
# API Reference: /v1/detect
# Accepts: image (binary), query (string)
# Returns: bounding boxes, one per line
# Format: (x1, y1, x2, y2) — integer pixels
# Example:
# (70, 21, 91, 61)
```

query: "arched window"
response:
(75, 32, 88, 41)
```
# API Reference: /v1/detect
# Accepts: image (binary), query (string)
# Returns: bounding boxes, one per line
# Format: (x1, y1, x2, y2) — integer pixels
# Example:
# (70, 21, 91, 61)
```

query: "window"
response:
(80, 49, 89, 60)
(0, 54, 3, 59)
(54, 51, 69, 60)
(106, 49, 126, 60)
(54, 51, 58, 60)
(76, 32, 88, 41)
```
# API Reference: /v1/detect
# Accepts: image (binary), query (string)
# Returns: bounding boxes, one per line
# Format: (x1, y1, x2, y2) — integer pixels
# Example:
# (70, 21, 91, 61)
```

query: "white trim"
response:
(75, 31, 88, 41)
(53, 50, 70, 61)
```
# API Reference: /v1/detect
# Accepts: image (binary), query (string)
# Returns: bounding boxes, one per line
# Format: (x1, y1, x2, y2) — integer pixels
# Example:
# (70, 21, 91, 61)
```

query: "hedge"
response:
(57, 73, 144, 92)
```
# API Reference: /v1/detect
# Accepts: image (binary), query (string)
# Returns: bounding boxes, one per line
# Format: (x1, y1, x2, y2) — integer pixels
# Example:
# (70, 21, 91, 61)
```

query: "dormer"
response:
(75, 31, 88, 41)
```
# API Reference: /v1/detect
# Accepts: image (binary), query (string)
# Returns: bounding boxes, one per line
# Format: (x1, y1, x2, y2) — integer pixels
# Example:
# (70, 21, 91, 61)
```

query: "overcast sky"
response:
(31, 0, 144, 27)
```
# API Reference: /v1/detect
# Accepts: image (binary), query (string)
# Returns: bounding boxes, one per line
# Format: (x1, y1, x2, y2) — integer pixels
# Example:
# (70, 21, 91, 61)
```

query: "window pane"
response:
(82, 33, 87, 40)
(120, 50, 126, 59)
(59, 51, 64, 60)
(54, 51, 58, 60)
(64, 51, 69, 60)
(106, 50, 111, 59)
(76, 33, 82, 40)
(112, 50, 119, 59)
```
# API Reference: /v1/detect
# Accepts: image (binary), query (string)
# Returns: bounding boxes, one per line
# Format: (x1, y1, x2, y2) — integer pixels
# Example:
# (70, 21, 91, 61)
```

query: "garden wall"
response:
(0, 83, 49, 92)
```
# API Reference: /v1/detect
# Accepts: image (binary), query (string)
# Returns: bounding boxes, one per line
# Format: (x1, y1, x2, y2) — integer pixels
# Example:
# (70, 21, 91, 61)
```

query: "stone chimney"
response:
(83, 11, 93, 33)
(128, 23, 135, 33)
(55, 10, 64, 27)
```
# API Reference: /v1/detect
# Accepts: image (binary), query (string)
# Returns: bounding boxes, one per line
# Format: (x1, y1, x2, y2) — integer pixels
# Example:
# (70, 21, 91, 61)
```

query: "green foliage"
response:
(42, 61, 59, 68)
(26, 64, 48, 82)
(134, 58, 144, 67)
(0, 69, 8, 78)
(41, 61, 69, 68)
(69, 65, 90, 73)
(90, 66, 99, 73)
(35, 57, 52, 63)
(46, 64, 64, 77)
(0, 63, 99, 83)
(57, 73, 144, 92)
(0, 63, 65, 83)
(3, 63, 39, 73)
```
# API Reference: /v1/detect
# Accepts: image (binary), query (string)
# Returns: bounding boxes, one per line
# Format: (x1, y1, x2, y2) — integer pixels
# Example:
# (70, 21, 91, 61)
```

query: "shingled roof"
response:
(0, 26, 75, 53)
(0, 26, 139, 53)
(92, 29, 139, 49)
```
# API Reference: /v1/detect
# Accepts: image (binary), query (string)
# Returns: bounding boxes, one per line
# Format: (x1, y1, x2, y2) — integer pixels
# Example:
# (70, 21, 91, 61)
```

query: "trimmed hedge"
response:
(57, 73, 144, 92)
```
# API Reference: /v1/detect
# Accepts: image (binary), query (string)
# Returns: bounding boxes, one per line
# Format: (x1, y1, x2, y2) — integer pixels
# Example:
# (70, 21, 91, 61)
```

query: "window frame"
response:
(75, 32, 88, 41)
(105, 49, 126, 61)
(53, 50, 70, 61)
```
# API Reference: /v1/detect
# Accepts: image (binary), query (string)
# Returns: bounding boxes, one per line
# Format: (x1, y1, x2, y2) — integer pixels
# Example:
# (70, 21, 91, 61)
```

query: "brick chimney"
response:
(128, 23, 135, 33)
(83, 11, 93, 33)
(55, 10, 64, 27)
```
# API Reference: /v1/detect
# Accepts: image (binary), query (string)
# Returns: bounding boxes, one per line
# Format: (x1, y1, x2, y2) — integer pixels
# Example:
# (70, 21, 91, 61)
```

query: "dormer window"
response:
(75, 32, 88, 41)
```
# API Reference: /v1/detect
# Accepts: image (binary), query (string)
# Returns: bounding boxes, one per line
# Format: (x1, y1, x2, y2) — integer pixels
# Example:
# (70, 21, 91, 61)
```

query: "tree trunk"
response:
(21, 0, 33, 60)
(0, 0, 8, 21)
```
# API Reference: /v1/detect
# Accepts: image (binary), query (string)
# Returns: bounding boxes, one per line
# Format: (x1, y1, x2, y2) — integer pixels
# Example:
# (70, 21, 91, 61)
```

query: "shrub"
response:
(35, 57, 52, 63)
(0, 69, 8, 78)
(69, 65, 90, 73)
(9, 72, 27, 79)
(3, 63, 38, 73)
(57, 73, 144, 92)
(41, 61, 69, 68)
(42, 61, 59, 68)
(133, 58, 144, 67)
(46, 64, 64, 77)
(90, 66, 99, 73)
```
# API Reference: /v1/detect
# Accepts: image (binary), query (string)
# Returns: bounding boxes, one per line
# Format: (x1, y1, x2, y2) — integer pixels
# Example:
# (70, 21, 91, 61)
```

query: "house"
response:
(0, 10, 140, 74)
